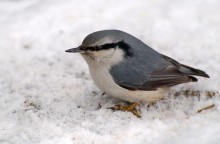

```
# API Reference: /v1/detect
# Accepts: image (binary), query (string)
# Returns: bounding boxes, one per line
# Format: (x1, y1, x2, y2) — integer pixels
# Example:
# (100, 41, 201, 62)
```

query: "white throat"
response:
(81, 48, 124, 68)
(81, 48, 124, 95)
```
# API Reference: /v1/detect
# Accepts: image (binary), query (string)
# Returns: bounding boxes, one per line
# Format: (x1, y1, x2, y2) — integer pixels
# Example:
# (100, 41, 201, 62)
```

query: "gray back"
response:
(107, 30, 170, 87)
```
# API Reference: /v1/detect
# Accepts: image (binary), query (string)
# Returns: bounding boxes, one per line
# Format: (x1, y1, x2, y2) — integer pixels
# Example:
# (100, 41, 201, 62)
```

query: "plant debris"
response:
(173, 90, 219, 98)
(197, 104, 215, 113)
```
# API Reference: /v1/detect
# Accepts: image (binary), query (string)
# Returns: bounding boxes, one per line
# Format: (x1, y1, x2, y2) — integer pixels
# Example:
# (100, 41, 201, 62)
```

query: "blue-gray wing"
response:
(110, 41, 208, 91)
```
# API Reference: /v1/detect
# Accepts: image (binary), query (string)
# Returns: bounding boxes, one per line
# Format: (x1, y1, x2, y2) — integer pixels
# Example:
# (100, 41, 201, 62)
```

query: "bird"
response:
(65, 30, 209, 117)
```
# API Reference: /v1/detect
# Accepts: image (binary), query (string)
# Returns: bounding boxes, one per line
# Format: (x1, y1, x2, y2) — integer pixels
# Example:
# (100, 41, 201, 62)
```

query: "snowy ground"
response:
(0, 0, 220, 143)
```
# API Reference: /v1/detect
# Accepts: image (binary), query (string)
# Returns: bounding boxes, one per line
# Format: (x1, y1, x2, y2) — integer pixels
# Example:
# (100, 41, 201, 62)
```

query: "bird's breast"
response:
(88, 63, 117, 94)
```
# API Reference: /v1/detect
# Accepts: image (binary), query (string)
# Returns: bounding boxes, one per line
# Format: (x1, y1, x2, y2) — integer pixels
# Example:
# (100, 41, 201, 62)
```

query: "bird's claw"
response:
(109, 103, 141, 118)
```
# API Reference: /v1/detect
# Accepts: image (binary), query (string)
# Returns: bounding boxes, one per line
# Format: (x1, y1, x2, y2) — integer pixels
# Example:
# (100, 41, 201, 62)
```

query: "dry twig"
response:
(197, 104, 215, 113)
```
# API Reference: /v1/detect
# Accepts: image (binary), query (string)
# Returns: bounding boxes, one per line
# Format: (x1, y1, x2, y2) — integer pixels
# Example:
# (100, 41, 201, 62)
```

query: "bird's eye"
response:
(95, 45, 101, 51)
(98, 45, 102, 50)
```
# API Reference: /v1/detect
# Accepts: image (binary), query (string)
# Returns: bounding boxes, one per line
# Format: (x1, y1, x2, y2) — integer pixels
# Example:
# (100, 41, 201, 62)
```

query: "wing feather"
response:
(118, 65, 197, 91)
(109, 40, 208, 91)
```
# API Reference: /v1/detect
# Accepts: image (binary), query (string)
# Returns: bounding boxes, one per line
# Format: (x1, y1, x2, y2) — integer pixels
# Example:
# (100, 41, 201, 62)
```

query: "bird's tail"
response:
(161, 54, 210, 79)
(179, 64, 210, 78)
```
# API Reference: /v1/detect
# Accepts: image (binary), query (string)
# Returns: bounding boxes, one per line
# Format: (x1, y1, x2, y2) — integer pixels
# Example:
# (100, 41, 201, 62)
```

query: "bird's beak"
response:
(65, 46, 85, 53)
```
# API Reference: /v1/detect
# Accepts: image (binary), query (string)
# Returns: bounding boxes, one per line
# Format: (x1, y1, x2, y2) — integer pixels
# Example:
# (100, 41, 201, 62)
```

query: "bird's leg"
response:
(109, 102, 141, 118)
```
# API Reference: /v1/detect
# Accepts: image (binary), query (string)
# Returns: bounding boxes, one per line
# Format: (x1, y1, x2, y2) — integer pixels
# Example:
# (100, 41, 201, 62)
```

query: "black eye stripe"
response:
(84, 41, 129, 51)
(101, 43, 118, 50)
(84, 43, 117, 51)
(83, 41, 133, 57)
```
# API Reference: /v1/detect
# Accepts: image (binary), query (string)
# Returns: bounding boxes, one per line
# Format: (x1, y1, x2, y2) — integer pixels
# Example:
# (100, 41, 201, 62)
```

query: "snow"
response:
(0, 0, 220, 143)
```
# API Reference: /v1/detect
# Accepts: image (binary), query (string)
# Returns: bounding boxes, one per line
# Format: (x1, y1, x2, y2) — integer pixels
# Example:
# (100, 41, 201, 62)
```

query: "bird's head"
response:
(65, 30, 133, 64)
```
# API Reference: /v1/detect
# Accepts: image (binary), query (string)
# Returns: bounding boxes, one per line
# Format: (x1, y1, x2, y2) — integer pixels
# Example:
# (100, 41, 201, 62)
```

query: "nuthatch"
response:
(66, 30, 209, 116)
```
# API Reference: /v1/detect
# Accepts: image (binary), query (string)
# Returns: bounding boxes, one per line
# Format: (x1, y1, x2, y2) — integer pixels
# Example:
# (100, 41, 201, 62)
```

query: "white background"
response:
(0, 0, 219, 143)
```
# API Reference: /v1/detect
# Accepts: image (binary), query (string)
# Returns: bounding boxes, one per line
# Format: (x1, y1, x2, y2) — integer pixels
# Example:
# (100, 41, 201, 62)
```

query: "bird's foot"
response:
(109, 102, 141, 118)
